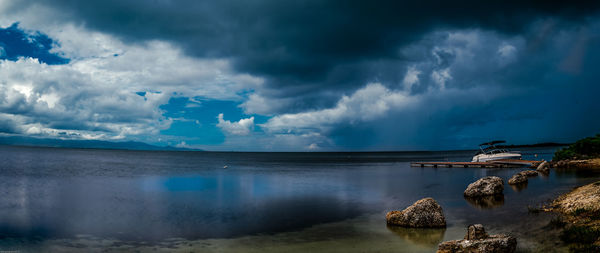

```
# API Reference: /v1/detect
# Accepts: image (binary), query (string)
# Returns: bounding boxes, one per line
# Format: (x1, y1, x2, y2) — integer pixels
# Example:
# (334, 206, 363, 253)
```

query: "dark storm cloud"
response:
(8, 0, 600, 113)
(258, 22, 600, 150)
(3, 0, 599, 150)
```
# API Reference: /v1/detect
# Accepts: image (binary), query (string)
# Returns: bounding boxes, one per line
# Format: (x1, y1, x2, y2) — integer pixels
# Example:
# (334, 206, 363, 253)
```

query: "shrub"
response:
(554, 134, 600, 161)
(560, 225, 600, 244)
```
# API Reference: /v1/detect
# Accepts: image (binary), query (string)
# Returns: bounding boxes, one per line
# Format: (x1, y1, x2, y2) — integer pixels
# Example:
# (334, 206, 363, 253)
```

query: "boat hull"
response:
(472, 153, 522, 162)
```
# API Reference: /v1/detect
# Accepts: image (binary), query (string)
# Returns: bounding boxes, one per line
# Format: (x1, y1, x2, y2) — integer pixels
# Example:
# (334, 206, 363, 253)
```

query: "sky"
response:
(0, 0, 599, 151)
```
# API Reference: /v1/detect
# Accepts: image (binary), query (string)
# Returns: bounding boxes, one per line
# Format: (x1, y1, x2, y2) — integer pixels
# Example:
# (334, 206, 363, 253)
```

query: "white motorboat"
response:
(472, 140, 522, 162)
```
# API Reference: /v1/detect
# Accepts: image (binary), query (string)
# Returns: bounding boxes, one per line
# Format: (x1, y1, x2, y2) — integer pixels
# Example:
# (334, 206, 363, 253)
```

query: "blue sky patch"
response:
(159, 97, 268, 145)
(0, 23, 69, 64)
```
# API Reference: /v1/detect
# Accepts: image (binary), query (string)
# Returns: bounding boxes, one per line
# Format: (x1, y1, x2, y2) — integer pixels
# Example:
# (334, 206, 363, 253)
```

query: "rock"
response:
(437, 234, 517, 253)
(508, 170, 538, 185)
(554, 160, 567, 168)
(464, 176, 504, 197)
(551, 181, 600, 214)
(537, 167, 549, 174)
(536, 161, 549, 173)
(386, 197, 446, 228)
(508, 173, 527, 185)
(552, 158, 600, 170)
(464, 224, 488, 240)
(437, 224, 517, 253)
(519, 170, 538, 177)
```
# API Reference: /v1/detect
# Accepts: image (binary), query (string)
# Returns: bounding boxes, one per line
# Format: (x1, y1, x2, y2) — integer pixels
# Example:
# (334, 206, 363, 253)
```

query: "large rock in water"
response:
(464, 176, 504, 197)
(508, 172, 527, 185)
(536, 161, 549, 173)
(386, 198, 446, 228)
(437, 224, 517, 253)
(508, 170, 539, 185)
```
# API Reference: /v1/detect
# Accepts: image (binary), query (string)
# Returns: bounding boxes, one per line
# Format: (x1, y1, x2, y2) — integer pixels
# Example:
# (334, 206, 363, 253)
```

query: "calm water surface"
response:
(0, 145, 597, 252)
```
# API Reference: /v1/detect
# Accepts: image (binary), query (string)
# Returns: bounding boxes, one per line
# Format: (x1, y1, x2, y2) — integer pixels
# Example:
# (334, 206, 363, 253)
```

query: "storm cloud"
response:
(0, 0, 599, 150)
(6, 0, 600, 112)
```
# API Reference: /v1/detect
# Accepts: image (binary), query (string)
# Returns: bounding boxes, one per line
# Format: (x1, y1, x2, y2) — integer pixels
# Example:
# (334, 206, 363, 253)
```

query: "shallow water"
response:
(0, 145, 597, 252)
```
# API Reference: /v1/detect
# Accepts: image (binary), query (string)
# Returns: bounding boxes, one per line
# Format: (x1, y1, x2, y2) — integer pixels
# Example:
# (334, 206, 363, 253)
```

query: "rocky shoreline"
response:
(391, 156, 600, 252)
(387, 177, 521, 252)
(437, 224, 516, 253)
(384, 146, 600, 253)
(551, 158, 600, 170)
(545, 140, 600, 250)
(544, 180, 600, 252)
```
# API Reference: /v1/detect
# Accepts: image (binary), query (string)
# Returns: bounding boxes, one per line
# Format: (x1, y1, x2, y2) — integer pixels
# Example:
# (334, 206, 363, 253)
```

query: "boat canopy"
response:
(479, 140, 506, 146)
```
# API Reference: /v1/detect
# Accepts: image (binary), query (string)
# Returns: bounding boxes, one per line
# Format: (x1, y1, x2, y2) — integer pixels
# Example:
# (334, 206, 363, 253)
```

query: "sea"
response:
(0, 145, 597, 252)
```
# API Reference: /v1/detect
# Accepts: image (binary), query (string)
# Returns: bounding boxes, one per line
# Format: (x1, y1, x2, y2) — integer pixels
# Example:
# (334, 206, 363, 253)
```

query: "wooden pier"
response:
(410, 159, 542, 168)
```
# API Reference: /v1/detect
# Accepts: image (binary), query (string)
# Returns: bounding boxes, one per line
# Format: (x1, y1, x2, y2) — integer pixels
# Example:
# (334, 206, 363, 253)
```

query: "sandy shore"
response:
(546, 180, 600, 251)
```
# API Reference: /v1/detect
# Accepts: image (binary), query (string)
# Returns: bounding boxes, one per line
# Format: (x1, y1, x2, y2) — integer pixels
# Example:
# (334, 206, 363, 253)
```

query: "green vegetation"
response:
(556, 207, 600, 252)
(560, 225, 600, 252)
(554, 134, 600, 161)
(560, 226, 600, 244)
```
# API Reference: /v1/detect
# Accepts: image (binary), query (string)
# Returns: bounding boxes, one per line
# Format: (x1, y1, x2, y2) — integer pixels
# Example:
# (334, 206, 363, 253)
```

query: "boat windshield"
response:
(488, 149, 508, 154)
(475, 140, 520, 156)
(478, 145, 509, 155)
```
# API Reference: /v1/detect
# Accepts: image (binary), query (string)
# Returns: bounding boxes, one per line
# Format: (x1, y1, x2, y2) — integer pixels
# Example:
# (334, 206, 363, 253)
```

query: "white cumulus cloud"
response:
(0, 23, 263, 141)
(217, 114, 255, 136)
(262, 83, 415, 134)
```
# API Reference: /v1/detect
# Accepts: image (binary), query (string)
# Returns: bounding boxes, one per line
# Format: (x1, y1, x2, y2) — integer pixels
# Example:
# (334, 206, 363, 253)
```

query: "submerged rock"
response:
(508, 173, 527, 185)
(519, 170, 538, 177)
(386, 197, 446, 228)
(464, 176, 504, 197)
(508, 170, 538, 186)
(437, 224, 517, 253)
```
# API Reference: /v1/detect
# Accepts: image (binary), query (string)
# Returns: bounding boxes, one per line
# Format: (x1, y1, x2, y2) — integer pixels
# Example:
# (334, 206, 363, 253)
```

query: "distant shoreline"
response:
(496, 142, 569, 149)
(0, 135, 201, 152)
(0, 141, 568, 153)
